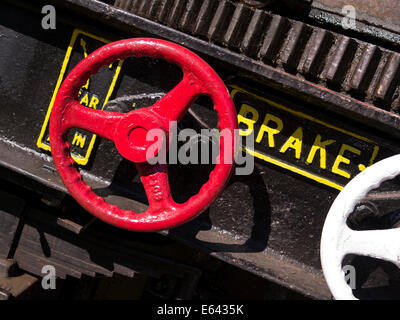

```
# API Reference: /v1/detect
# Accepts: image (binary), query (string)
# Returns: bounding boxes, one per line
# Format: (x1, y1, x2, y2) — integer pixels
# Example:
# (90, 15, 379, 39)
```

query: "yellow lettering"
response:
(256, 113, 284, 147)
(89, 96, 100, 109)
(72, 133, 87, 149)
(80, 39, 90, 90)
(80, 93, 89, 106)
(80, 39, 88, 58)
(238, 104, 259, 136)
(82, 79, 90, 90)
(358, 146, 379, 172)
(331, 144, 361, 178)
(306, 135, 336, 169)
(368, 145, 379, 167)
(279, 127, 303, 159)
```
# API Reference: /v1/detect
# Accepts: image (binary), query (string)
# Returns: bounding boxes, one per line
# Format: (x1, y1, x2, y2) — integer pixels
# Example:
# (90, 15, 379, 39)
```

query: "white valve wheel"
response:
(320, 154, 400, 300)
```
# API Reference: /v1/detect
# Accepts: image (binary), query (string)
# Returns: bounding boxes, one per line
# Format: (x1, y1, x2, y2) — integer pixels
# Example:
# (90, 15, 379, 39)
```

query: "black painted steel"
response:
(0, 0, 399, 299)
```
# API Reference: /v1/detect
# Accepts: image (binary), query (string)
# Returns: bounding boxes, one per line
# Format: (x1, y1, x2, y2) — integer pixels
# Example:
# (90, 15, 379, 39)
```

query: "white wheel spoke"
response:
(320, 154, 400, 300)
(342, 227, 400, 267)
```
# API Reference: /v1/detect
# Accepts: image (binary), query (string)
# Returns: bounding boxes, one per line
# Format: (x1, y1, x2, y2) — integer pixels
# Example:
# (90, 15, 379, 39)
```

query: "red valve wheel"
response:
(49, 38, 238, 232)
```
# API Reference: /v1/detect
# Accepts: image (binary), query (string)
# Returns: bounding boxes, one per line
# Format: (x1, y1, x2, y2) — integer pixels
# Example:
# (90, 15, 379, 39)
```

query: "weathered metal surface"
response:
(0, 259, 38, 300)
(14, 206, 202, 300)
(0, 259, 18, 278)
(0, 190, 25, 258)
(313, 0, 400, 34)
(112, 0, 400, 113)
(0, 274, 38, 300)
(0, 0, 399, 299)
(53, 0, 400, 141)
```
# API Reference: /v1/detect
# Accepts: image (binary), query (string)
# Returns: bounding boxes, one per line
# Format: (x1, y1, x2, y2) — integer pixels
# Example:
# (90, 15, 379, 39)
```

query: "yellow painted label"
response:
(230, 85, 383, 191)
(37, 29, 123, 165)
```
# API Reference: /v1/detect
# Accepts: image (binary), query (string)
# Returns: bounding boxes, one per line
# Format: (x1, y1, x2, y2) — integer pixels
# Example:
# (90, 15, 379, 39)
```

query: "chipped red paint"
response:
(49, 38, 238, 231)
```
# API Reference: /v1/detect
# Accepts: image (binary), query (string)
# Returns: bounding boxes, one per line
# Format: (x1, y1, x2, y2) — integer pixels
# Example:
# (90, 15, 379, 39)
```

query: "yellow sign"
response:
(37, 29, 123, 165)
(231, 85, 381, 191)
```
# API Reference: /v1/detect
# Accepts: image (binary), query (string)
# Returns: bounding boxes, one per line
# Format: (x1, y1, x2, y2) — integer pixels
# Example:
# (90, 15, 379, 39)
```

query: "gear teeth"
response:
(137, 0, 153, 17)
(280, 21, 312, 73)
(155, 0, 175, 24)
(374, 53, 400, 103)
(207, 0, 236, 45)
(300, 29, 333, 78)
(240, 9, 270, 57)
(146, 0, 163, 20)
(114, 0, 122, 9)
(257, 15, 290, 65)
(115, 0, 132, 11)
(114, 0, 400, 112)
(323, 35, 358, 87)
(129, 0, 144, 14)
(136, 0, 148, 16)
(349, 44, 382, 97)
(166, 0, 188, 28)
(193, 0, 219, 38)
(223, 4, 253, 50)
(179, 0, 203, 34)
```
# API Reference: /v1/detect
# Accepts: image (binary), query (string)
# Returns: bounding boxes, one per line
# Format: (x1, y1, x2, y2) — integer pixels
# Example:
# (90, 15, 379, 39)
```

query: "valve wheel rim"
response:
(49, 38, 238, 232)
(320, 154, 400, 300)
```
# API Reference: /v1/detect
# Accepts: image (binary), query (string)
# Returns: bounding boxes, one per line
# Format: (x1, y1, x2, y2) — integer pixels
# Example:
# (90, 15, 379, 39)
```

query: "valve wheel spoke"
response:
(62, 100, 125, 143)
(341, 227, 400, 267)
(149, 74, 204, 128)
(136, 162, 175, 212)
